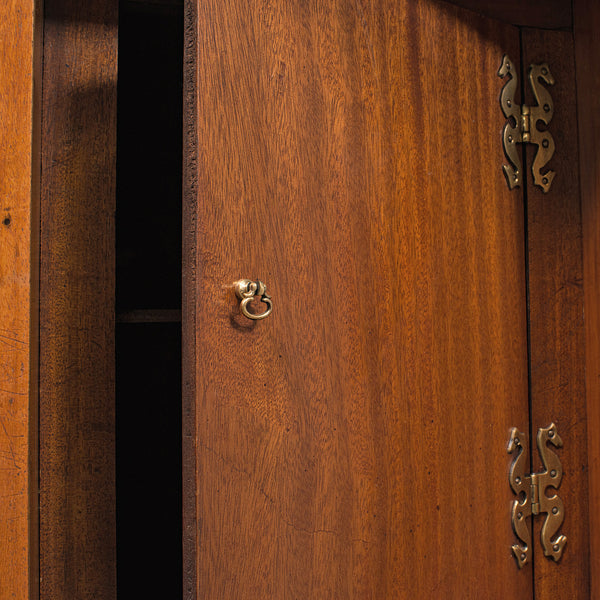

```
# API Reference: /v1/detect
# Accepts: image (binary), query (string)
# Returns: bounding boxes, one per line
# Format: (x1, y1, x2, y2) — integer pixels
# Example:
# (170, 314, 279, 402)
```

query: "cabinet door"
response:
(183, 1, 531, 597)
(521, 26, 589, 599)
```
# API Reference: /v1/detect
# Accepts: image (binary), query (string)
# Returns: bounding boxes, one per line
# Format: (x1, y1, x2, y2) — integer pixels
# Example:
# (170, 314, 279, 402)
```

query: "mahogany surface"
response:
(184, 1, 531, 597)
(39, 1, 118, 598)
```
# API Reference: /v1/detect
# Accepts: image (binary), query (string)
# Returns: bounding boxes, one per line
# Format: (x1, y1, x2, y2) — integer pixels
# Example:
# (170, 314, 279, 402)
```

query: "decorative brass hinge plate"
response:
(498, 55, 556, 193)
(508, 424, 566, 568)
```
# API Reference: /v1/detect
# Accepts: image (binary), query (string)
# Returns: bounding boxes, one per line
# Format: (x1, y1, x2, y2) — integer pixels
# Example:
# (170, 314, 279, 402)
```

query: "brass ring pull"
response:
(234, 279, 273, 320)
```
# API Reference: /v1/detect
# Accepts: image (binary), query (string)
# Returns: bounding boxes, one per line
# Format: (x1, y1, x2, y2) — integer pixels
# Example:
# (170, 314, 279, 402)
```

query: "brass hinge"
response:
(507, 424, 566, 568)
(498, 55, 556, 193)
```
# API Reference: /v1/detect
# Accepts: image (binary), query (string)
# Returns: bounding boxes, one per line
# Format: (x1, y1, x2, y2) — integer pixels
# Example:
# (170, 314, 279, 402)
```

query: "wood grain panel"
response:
(0, 1, 40, 598)
(574, 1, 600, 597)
(445, 0, 571, 29)
(184, 1, 530, 597)
(39, 1, 118, 598)
(522, 30, 589, 599)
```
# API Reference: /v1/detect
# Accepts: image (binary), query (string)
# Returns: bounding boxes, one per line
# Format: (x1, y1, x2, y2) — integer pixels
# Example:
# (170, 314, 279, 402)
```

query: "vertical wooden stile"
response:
(574, 1, 600, 597)
(0, 1, 41, 597)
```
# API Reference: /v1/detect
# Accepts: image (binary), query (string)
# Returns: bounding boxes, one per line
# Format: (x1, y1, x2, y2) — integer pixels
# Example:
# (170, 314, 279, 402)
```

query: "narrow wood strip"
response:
(0, 1, 40, 597)
(574, 1, 600, 596)
(182, 0, 199, 597)
(39, 1, 118, 598)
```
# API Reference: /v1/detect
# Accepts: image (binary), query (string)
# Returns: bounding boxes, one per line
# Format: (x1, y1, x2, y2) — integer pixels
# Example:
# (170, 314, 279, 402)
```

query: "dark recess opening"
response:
(115, 1, 183, 597)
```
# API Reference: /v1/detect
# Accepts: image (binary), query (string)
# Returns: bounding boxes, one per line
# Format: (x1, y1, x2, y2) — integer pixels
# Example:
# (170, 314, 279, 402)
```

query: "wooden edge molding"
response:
(30, 0, 44, 597)
(182, 0, 199, 597)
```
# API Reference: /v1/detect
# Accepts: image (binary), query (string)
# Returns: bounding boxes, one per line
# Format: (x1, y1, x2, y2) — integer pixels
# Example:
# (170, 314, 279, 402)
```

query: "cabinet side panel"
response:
(39, 2, 118, 598)
(574, 1, 600, 596)
(0, 1, 38, 598)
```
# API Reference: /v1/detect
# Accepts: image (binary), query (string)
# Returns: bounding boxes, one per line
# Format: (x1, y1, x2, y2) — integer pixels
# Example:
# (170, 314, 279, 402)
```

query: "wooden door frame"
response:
(0, 1, 42, 597)
(575, 0, 600, 596)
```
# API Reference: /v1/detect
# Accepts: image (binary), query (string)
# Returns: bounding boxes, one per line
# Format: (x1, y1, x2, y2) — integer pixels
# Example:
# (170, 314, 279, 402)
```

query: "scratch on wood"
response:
(0, 416, 21, 469)
(0, 388, 27, 396)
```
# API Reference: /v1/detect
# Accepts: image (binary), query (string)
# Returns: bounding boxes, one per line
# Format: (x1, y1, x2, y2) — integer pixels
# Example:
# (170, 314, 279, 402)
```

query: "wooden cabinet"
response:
(1, 0, 600, 598)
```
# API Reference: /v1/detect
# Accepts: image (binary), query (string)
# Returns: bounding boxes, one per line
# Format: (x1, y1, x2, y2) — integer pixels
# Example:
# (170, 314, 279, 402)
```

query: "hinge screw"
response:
(553, 543, 560, 552)
(550, 469, 557, 477)
(552, 507, 558, 514)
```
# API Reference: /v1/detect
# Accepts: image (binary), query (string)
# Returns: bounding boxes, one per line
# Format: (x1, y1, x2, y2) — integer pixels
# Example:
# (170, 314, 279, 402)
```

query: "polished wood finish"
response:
(574, 1, 600, 597)
(0, 1, 40, 597)
(184, 1, 530, 597)
(522, 29, 589, 598)
(446, 0, 571, 29)
(39, 1, 118, 598)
